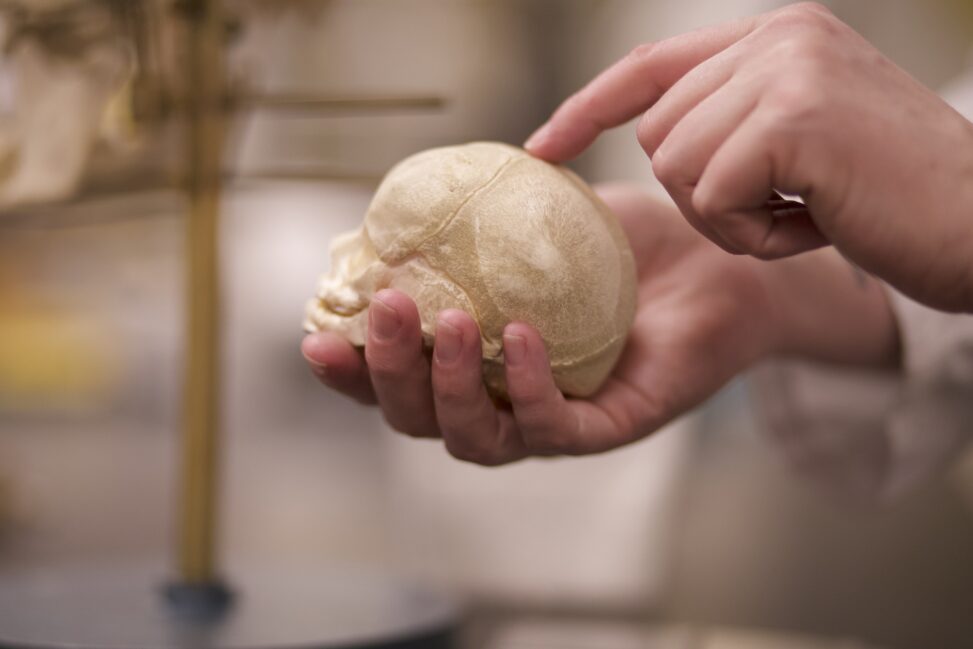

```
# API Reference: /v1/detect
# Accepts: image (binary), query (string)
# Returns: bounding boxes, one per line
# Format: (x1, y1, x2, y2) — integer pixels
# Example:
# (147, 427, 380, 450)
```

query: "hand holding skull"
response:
(302, 144, 898, 465)
(304, 142, 638, 399)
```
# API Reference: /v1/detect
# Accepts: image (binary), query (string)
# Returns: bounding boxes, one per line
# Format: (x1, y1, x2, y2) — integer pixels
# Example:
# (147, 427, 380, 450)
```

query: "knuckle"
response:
(560, 89, 594, 120)
(366, 362, 405, 383)
(764, 74, 827, 125)
(515, 407, 575, 456)
(364, 349, 410, 382)
(633, 391, 677, 436)
(762, 13, 841, 75)
(690, 184, 725, 221)
(772, 28, 834, 70)
(771, 2, 836, 31)
(627, 42, 657, 66)
(773, 36, 824, 66)
(434, 380, 471, 409)
(507, 380, 550, 411)
(635, 111, 662, 155)
(790, 1, 834, 18)
(650, 145, 682, 188)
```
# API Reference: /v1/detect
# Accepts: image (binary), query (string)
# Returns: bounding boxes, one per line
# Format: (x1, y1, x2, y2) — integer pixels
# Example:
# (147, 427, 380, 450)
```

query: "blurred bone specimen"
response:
(0, 1, 131, 207)
(305, 142, 637, 398)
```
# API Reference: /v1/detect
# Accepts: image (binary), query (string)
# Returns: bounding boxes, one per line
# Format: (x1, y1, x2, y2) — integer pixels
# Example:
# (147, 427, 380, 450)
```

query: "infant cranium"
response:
(304, 141, 636, 398)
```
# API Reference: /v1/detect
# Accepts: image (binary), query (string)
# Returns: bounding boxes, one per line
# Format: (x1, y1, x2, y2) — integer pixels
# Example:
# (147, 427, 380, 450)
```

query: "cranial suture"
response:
(304, 141, 637, 399)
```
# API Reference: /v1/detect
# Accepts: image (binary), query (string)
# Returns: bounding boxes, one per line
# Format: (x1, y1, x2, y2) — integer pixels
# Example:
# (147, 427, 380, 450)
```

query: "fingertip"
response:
(523, 123, 552, 155)
(302, 331, 341, 366)
(502, 322, 549, 373)
(373, 288, 414, 312)
(501, 325, 575, 454)
(502, 332, 527, 368)
(302, 332, 377, 404)
(524, 121, 586, 162)
(381, 288, 422, 318)
(303, 331, 362, 372)
(369, 289, 421, 343)
(435, 310, 482, 369)
(503, 321, 542, 345)
(525, 139, 578, 164)
(438, 308, 479, 334)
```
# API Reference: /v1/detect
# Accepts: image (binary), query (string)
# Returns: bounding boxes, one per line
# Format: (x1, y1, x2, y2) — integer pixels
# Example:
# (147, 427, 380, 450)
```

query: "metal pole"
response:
(178, 0, 224, 587)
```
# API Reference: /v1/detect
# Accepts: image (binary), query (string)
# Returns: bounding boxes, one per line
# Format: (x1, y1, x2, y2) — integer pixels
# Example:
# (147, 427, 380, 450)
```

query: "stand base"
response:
(0, 564, 457, 649)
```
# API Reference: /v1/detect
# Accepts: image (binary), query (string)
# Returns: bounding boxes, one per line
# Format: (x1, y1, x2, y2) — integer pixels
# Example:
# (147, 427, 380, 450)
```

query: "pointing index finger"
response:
(524, 14, 762, 162)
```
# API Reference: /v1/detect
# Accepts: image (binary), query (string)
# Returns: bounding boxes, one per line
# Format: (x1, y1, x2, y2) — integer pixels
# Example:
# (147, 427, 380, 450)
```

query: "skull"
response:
(304, 141, 637, 398)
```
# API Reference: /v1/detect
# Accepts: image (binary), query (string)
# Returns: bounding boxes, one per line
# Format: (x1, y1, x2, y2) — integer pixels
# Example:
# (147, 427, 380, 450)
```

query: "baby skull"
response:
(304, 141, 637, 398)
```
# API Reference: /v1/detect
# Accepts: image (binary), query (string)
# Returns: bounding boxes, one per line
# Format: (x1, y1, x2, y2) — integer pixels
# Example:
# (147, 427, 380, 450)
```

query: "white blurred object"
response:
(486, 619, 693, 649)
(383, 418, 693, 606)
(228, 0, 544, 175)
(0, 2, 131, 207)
(219, 181, 395, 566)
(483, 620, 880, 649)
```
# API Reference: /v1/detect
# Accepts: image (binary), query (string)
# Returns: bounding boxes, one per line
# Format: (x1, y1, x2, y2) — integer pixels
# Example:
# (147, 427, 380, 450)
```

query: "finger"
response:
(432, 310, 528, 466)
(524, 14, 763, 162)
(648, 75, 763, 253)
(503, 323, 626, 455)
(692, 108, 829, 258)
(635, 44, 741, 157)
(365, 289, 440, 438)
(301, 332, 376, 405)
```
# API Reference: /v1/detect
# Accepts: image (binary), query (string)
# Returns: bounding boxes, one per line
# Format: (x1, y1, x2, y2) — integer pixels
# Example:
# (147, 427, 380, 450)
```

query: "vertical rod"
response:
(178, 0, 224, 585)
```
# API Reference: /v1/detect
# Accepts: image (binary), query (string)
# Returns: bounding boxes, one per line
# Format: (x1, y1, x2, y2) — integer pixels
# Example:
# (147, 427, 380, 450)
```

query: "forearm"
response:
(759, 247, 901, 369)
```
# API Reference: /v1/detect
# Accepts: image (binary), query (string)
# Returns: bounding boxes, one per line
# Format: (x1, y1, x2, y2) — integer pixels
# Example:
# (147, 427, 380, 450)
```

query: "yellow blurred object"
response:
(0, 252, 119, 410)
(100, 78, 141, 147)
(0, 307, 119, 410)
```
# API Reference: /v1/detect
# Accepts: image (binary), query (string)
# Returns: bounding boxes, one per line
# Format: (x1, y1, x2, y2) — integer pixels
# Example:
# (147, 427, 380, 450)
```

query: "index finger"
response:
(524, 14, 762, 162)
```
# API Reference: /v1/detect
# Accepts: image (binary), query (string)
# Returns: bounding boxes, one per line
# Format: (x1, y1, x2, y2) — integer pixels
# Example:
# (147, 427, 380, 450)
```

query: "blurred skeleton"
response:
(0, 1, 139, 207)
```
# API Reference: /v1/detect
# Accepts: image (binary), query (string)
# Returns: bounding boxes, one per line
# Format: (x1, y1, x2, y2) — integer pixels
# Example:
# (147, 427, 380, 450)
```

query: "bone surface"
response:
(304, 141, 637, 398)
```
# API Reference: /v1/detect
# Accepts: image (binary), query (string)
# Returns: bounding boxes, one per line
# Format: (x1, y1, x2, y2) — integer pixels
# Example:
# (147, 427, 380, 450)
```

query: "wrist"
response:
(705, 251, 791, 369)
(755, 249, 901, 369)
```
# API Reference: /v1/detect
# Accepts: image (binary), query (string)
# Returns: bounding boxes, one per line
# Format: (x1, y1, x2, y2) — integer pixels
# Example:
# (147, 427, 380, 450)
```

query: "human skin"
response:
(525, 2, 973, 313)
(302, 184, 899, 466)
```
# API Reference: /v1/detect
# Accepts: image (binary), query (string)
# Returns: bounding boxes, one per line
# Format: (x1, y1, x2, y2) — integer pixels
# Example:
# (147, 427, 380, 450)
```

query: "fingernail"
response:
(435, 318, 463, 364)
(371, 297, 401, 340)
(503, 333, 527, 366)
(524, 123, 551, 151)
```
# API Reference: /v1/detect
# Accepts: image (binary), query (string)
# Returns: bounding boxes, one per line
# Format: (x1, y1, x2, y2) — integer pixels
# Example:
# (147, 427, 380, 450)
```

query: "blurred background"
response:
(1, 1, 973, 648)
